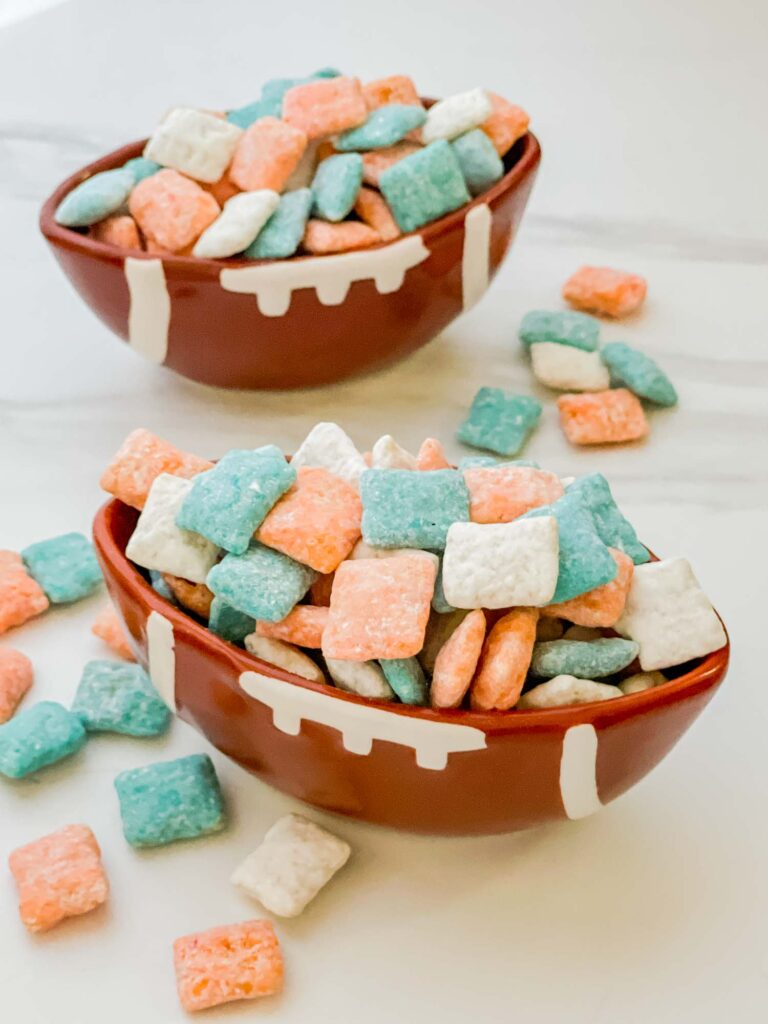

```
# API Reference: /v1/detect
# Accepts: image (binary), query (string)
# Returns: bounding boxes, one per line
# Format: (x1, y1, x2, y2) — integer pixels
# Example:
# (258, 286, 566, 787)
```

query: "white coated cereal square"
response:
(517, 675, 621, 708)
(371, 435, 417, 470)
(325, 657, 395, 699)
(615, 557, 727, 671)
(231, 813, 351, 917)
(422, 88, 493, 144)
(144, 108, 242, 184)
(244, 634, 326, 683)
(125, 473, 219, 583)
(442, 517, 559, 609)
(530, 342, 610, 392)
(290, 422, 368, 485)
(193, 190, 280, 258)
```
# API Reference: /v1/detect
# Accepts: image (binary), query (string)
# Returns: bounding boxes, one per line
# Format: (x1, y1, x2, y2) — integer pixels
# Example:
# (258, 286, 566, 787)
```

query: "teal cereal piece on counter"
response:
(360, 469, 470, 551)
(226, 96, 281, 129)
(72, 660, 170, 737)
(530, 637, 640, 679)
(601, 342, 678, 406)
(22, 532, 102, 604)
(208, 597, 255, 647)
(379, 657, 429, 706)
(379, 140, 470, 232)
(450, 128, 504, 196)
(431, 555, 455, 614)
(207, 541, 316, 622)
(114, 753, 225, 848)
(149, 569, 176, 601)
(245, 188, 313, 259)
(566, 473, 650, 564)
(123, 156, 162, 184)
(176, 446, 296, 555)
(457, 387, 542, 456)
(524, 491, 618, 603)
(458, 455, 540, 469)
(336, 104, 427, 151)
(54, 168, 135, 227)
(519, 310, 600, 352)
(311, 154, 364, 222)
(0, 702, 87, 779)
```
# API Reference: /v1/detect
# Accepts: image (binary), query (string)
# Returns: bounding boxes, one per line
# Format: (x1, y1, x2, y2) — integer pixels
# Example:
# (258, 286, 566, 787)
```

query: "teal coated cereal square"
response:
(360, 469, 470, 551)
(208, 597, 255, 647)
(207, 542, 316, 621)
(379, 657, 429, 705)
(0, 701, 87, 779)
(311, 154, 364, 222)
(566, 473, 650, 564)
(54, 168, 134, 227)
(456, 387, 542, 456)
(379, 140, 470, 232)
(451, 129, 504, 195)
(72, 660, 170, 737)
(531, 637, 639, 679)
(519, 310, 600, 352)
(123, 157, 162, 184)
(601, 342, 678, 406)
(336, 104, 427, 151)
(22, 532, 102, 604)
(245, 188, 313, 259)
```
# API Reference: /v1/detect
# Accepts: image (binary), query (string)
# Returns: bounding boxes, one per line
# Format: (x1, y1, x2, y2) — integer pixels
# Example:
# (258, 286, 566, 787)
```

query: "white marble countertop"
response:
(1, 1, 767, 1021)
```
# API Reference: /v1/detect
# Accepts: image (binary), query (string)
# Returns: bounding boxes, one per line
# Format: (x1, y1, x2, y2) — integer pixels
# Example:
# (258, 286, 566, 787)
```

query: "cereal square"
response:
(144, 108, 242, 183)
(463, 465, 564, 524)
(229, 116, 307, 192)
(255, 605, 329, 648)
(563, 265, 647, 318)
(379, 656, 429, 705)
(451, 128, 504, 195)
(379, 140, 470, 232)
(0, 701, 86, 778)
(244, 634, 326, 683)
(282, 75, 367, 139)
(480, 93, 530, 156)
(72, 659, 171, 737)
(303, 219, 379, 253)
(530, 342, 610, 392)
(519, 310, 600, 352)
(600, 342, 678, 406)
(470, 607, 539, 710)
(363, 75, 421, 110)
(311, 152, 364, 221)
(557, 388, 649, 445)
(362, 141, 422, 186)
(207, 541, 316, 622)
(245, 187, 313, 259)
(129, 169, 221, 252)
(543, 548, 633, 627)
(290, 422, 367, 485)
(0, 550, 49, 634)
(208, 597, 255, 646)
(566, 473, 650, 564)
(421, 87, 492, 143)
(22, 533, 102, 604)
(100, 428, 213, 511)
(0, 648, 33, 723)
(457, 387, 542, 456)
(360, 468, 470, 551)
(336, 104, 426, 152)
(92, 604, 135, 660)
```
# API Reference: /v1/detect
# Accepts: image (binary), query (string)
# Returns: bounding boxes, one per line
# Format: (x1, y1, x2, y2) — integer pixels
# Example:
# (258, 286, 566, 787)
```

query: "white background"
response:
(1, 0, 767, 1020)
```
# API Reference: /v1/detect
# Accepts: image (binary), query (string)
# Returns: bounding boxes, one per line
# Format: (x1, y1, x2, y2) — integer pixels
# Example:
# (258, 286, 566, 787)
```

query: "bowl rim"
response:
(39, 131, 541, 271)
(93, 497, 730, 736)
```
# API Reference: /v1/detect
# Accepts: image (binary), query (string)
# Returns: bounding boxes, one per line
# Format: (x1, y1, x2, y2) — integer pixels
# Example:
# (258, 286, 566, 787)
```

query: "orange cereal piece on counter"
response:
(431, 609, 486, 709)
(205, 171, 240, 206)
(464, 466, 564, 524)
(257, 467, 362, 574)
(100, 428, 213, 510)
(354, 187, 400, 242)
(0, 648, 33, 723)
(91, 605, 135, 661)
(309, 572, 335, 606)
(283, 75, 367, 140)
(363, 74, 421, 110)
(9, 824, 109, 933)
(303, 219, 380, 254)
(480, 93, 529, 156)
(563, 265, 647, 318)
(0, 550, 49, 634)
(256, 605, 329, 648)
(362, 142, 422, 187)
(163, 574, 214, 619)
(543, 548, 633, 627)
(557, 389, 649, 446)
(92, 214, 142, 250)
(323, 553, 437, 661)
(470, 607, 538, 710)
(229, 117, 308, 192)
(173, 919, 284, 1013)
(416, 437, 451, 471)
(129, 169, 220, 253)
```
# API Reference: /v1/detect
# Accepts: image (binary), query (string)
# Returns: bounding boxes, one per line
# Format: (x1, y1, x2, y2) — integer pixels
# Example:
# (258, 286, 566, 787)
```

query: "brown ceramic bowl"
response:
(39, 126, 540, 391)
(94, 498, 729, 836)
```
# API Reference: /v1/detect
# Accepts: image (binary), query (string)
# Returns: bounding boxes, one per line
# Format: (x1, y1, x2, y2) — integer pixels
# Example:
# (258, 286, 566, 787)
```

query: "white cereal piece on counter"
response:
(615, 557, 727, 671)
(562, 625, 603, 642)
(442, 517, 559, 609)
(143, 107, 242, 184)
(193, 190, 280, 258)
(325, 658, 395, 700)
(421, 88, 493, 144)
(231, 813, 351, 918)
(290, 422, 368, 485)
(518, 675, 622, 708)
(619, 671, 666, 695)
(530, 342, 611, 392)
(125, 473, 219, 584)
(245, 634, 326, 684)
(370, 435, 418, 470)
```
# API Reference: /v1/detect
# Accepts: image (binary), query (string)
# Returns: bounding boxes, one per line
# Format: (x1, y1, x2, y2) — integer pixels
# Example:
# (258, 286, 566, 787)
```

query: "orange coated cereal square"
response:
(464, 466, 564, 524)
(92, 605, 135, 661)
(0, 648, 33, 723)
(173, 919, 284, 1013)
(543, 548, 633, 627)
(363, 75, 421, 110)
(0, 550, 49, 634)
(416, 438, 450, 471)
(354, 187, 400, 242)
(282, 76, 367, 140)
(100, 428, 213, 510)
(323, 552, 437, 661)
(229, 117, 307, 192)
(303, 219, 380, 254)
(563, 265, 647, 318)
(480, 93, 529, 156)
(92, 214, 142, 250)
(557, 389, 649, 446)
(128, 169, 220, 253)
(257, 467, 362, 574)
(9, 824, 108, 933)
(256, 605, 329, 648)
(362, 142, 422, 187)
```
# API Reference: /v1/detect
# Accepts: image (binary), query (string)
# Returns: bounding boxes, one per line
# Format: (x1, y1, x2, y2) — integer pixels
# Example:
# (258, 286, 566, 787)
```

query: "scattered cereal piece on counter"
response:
(519, 310, 600, 352)
(480, 93, 529, 156)
(192, 190, 280, 258)
(283, 75, 368, 139)
(530, 637, 639, 679)
(207, 542, 316, 622)
(232, 813, 350, 917)
(536, 616, 564, 641)
(518, 675, 621, 709)
(360, 468, 470, 551)
(325, 657, 395, 699)
(208, 597, 255, 646)
(92, 604, 134, 660)
(0, 701, 87, 779)
(0, 648, 33, 724)
(72, 659, 170, 736)
(22, 532, 102, 604)
(336, 104, 426, 151)
(245, 634, 326, 683)
(54, 168, 135, 227)
(303, 219, 380, 253)
(451, 128, 504, 195)
(563, 265, 647, 319)
(244, 187, 313, 259)
(311, 153, 364, 222)
(363, 75, 421, 110)
(457, 386, 542, 456)
(619, 671, 666, 694)
(370, 434, 417, 470)
(143, 108, 242, 184)
(542, 548, 633, 627)
(463, 465, 564, 524)
(101, 428, 212, 511)
(255, 605, 329, 648)
(123, 156, 162, 184)
(162, 575, 214, 618)
(173, 919, 283, 1013)
(354, 187, 401, 242)
(421, 87, 493, 144)
(379, 140, 470, 232)
(557, 388, 649, 445)
(126, 475, 220, 584)
(530, 341, 610, 392)
(430, 608, 486, 709)
(115, 753, 226, 848)
(229, 117, 307, 192)
(379, 656, 429, 705)
(290, 422, 367, 485)
(129, 169, 221, 253)
(9, 824, 108, 933)
(615, 557, 727, 671)
(361, 141, 422, 186)
(442, 517, 559, 609)
(92, 214, 142, 249)
(470, 607, 539, 710)
(600, 342, 678, 407)
(416, 438, 450, 471)
(418, 609, 470, 674)
(0, 550, 49, 634)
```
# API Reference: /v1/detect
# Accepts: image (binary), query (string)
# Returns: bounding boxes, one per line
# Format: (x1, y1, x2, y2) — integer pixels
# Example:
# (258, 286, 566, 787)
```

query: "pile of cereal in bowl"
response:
(54, 72, 529, 257)
(100, 423, 727, 711)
